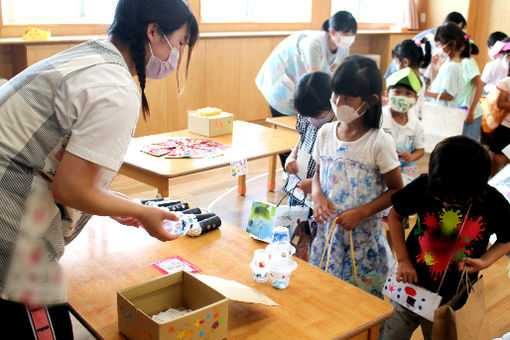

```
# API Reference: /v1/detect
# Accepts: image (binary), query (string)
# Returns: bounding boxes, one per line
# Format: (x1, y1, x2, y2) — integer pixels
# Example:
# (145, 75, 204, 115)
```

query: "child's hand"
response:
(458, 257, 488, 273)
(285, 157, 298, 174)
(299, 178, 312, 195)
(138, 206, 181, 241)
(334, 207, 366, 231)
(398, 151, 413, 163)
(396, 259, 418, 283)
(313, 193, 335, 224)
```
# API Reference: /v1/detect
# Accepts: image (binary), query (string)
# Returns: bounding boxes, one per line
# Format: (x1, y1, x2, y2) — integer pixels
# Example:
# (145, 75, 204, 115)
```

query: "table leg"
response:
(267, 154, 277, 191)
(157, 179, 170, 198)
(367, 325, 380, 340)
(238, 175, 246, 195)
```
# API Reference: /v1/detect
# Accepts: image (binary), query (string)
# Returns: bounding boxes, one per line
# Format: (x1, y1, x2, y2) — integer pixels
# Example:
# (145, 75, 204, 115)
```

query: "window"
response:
(331, 0, 404, 24)
(1, 0, 117, 24)
(200, 0, 312, 23)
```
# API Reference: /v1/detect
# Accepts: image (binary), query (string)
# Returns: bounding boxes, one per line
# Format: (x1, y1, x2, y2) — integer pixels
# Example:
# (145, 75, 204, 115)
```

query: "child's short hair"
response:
(435, 23, 471, 59)
(487, 31, 507, 48)
(331, 55, 382, 129)
(387, 83, 416, 94)
(428, 136, 491, 204)
(294, 72, 332, 118)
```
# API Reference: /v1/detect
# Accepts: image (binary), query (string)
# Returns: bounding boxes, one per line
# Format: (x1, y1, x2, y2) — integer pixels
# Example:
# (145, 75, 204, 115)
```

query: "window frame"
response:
(0, 0, 396, 39)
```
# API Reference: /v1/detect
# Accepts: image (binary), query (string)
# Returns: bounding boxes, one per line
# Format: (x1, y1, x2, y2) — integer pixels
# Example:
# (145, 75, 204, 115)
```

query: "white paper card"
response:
(230, 158, 248, 177)
(296, 149, 311, 180)
(421, 103, 465, 153)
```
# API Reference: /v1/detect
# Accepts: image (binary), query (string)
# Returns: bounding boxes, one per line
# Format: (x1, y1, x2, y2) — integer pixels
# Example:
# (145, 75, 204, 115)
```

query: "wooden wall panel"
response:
(238, 37, 273, 122)
(203, 38, 240, 118)
(25, 44, 75, 66)
(0, 45, 12, 78)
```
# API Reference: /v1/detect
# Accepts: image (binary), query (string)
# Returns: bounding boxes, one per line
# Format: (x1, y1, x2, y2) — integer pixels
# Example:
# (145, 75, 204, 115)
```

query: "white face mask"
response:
(330, 98, 367, 123)
(308, 111, 334, 128)
(333, 34, 355, 49)
(146, 35, 180, 80)
(389, 95, 416, 113)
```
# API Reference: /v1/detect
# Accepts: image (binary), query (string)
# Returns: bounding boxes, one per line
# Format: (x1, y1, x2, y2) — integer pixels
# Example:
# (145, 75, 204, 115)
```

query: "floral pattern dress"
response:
(309, 153, 394, 298)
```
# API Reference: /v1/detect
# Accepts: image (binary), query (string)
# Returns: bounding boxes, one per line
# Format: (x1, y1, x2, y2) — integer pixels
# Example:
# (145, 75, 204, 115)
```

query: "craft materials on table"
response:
(141, 137, 227, 158)
(250, 227, 298, 289)
(152, 307, 193, 323)
(150, 255, 201, 275)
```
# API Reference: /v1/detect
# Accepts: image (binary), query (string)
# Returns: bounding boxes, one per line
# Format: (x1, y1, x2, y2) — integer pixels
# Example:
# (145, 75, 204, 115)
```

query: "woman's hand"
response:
(333, 206, 367, 231)
(299, 178, 312, 195)
(396, 259, 418, 283)
(137, 206, 181, 241)
(313, 192, 335, 224)
(285, 157, 298, 174)
(398, 151, 413, 163)
(109, 191, 142, 227)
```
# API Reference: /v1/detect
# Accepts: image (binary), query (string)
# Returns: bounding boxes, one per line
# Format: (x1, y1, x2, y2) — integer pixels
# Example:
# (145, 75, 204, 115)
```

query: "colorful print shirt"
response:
(391, 175, 510, 302)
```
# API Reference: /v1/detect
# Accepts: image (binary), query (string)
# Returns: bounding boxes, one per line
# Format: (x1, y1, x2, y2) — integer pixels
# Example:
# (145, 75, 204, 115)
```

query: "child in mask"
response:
(458, 41, 484, 141)
(390, 38, 432, 119)
(311, 55, 403, 298)
(425, 23, 470, 108)
(283, 71, 333, 208)
(482, 33, 509, 94)
(383, 68, 425, 185)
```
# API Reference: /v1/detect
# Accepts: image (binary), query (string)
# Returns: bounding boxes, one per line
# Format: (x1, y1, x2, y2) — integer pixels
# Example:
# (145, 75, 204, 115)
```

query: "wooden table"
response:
(61, 216, 394, 340)
(119, 121, 299, 196)
(265, 116, 297, 131)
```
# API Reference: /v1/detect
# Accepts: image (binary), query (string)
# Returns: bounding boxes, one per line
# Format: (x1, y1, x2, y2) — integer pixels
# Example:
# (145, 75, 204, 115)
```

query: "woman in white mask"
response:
(0, 0, 198, 336)
(255, 11, 357, 167)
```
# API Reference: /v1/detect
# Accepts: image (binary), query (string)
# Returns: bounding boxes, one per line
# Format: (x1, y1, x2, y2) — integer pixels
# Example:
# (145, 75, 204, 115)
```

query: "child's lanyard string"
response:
(436, 203, 472, 294)
(276, 175, 301, 207)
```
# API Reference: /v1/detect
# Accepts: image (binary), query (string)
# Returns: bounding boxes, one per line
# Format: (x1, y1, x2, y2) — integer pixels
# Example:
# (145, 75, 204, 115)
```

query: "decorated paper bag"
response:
(246, 201, 309, 243)
(432, 277, 491, 340)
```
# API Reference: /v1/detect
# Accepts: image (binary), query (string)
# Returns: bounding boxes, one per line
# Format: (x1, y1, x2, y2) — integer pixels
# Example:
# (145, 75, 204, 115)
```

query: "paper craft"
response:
(382, 271, 442, 321)
(287, 174, 312, 207)
(141, 137, 227, 158)
(230, 158, 248, 177)
(296, 149, 311, 180)
(421, 103, 465, 153)
(150, 256, 201, 275)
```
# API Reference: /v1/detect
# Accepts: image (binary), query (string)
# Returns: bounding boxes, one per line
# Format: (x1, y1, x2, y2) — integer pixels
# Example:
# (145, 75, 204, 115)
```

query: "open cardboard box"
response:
(187, 111, 233, 137)
(117, 271, 276, 340)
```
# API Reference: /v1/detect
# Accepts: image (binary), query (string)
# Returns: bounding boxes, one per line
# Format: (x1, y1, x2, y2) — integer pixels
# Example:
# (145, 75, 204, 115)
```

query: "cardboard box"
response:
(117, 272, 276, 340)
(187, 111, 233, 137)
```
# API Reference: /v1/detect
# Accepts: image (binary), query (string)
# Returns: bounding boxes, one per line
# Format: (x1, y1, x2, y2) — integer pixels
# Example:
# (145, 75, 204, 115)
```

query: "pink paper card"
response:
(150, 256, 201, 275)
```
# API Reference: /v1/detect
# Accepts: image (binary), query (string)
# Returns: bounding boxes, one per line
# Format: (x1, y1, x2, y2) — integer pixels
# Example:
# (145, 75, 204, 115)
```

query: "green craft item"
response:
(386, 67, 422, 93)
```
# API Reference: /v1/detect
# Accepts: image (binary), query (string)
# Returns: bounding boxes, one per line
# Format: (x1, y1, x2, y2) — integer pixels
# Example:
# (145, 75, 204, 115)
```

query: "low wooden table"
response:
(265, 115, 297, 131)
(119, 121, 299, 196)
(61, 216, 394, 340)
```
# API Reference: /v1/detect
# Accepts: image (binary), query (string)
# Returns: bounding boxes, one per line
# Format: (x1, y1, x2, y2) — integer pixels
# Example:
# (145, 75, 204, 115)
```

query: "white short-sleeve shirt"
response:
(312, 121, 400, 174)
(496, 77, 510, 128)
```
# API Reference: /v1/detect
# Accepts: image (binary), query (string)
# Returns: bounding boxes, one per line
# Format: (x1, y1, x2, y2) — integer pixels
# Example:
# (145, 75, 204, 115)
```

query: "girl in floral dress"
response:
(311, 55, 404, 297)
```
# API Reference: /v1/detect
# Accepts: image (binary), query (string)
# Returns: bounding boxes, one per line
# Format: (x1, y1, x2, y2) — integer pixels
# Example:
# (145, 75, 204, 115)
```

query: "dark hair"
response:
(331, 55, 382, 129)
(109, 0, 199, 120)
(469, 41, 479, 56)
(322, 11, 357, 34)
(428, 136, 490, 204)
(294, 72, 332, 118)
(392, 38, 431, 69)
(388, 83, 417, 94)
(443, 12, 467, 29)
(434, 23, 470, 59)
(487, 31, 508, 48)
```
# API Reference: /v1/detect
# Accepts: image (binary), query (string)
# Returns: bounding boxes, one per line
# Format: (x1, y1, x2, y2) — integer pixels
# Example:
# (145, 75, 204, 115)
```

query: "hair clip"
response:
(464, 34, 471, 42)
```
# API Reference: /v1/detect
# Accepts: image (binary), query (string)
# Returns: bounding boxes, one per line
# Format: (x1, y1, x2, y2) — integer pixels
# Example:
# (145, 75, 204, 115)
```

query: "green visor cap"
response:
(386, 67, 422, 93)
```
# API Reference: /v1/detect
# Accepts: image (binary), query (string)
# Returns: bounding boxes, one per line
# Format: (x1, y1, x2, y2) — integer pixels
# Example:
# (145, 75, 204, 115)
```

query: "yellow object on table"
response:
(196, 106, 222, 117)
(22, 27, 51, 41)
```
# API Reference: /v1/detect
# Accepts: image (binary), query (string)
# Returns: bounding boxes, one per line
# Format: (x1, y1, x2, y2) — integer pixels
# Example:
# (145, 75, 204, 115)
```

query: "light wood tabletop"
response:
(119, 121, 299, 197)
(61, 216, 394, 340)
(265, 116, 297, 131)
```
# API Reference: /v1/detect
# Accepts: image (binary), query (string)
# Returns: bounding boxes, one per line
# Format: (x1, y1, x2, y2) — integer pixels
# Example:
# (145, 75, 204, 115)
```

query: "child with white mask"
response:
(311, 55, 403, 299)
(382, 68, 425, 185)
